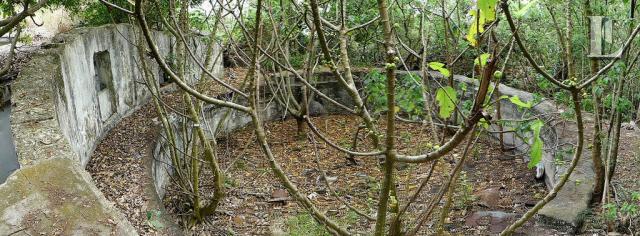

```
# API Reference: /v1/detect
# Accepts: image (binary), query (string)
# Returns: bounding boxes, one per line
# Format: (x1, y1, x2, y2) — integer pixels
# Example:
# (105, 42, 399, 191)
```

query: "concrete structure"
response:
(1, 24, 222, 235)
(10, 24, 218, 167)
(0, 158, 136, 235)
(435, 72, 594, 232)
(152, 72, 355, 198)
(151, 70, 594, 233)
(0, 22, 590, 234)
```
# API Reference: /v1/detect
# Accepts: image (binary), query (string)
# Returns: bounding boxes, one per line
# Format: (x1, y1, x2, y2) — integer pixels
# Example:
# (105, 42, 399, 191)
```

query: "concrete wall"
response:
(10, 24, 222, 167)
(2, 23, 222, 234)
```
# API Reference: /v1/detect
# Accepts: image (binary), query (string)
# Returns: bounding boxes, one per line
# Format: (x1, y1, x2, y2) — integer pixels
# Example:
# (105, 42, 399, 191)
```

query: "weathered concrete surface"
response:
(11, 23, 221, 167)
(485, 80, 594, 232)
(10, 52, 77, 166)
(5, 23, 222, 235)
(0, 158, 136, 235)
(536, 116, 595, 232)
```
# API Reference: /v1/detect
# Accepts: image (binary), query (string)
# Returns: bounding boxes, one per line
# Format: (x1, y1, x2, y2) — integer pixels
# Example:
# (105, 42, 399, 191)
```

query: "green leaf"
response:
(514, 0, 540, 18)
(466, 9, 485, 47)
(466, 0, 497, 47)
(528, 120, 544, 169)
(479, 118, 490, 129)
(478, 0, 498, 22)
(428, 62, 445, 69)
(428, 61, 451, 77)
(439, 68, 451, 78)
(474, 53, 492, 67)
(509, 96, 532, 108)
(435, 86, 458, 119)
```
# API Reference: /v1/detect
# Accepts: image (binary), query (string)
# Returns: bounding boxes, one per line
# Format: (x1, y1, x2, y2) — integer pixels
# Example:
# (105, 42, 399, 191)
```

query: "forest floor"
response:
(580, 124, 640, 235)
(163, 115, 553, 235)
(83, 69, 640, 236)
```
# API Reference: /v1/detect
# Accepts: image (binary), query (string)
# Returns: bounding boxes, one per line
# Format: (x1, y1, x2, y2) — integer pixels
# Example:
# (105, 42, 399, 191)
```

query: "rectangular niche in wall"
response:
(93, 50, 116, 121)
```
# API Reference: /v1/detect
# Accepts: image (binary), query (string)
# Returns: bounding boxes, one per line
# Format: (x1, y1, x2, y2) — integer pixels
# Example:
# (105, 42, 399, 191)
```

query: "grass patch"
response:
(286, 213, 330, 236)
(285, 210, 361, 235)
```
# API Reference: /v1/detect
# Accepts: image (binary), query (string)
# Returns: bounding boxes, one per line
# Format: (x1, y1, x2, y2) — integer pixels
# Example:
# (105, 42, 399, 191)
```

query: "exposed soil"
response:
(163, 115, 549, 235)
(86, 68, 244, 235)
(580, 126, 640, 235)
(86, 99, 163, 234)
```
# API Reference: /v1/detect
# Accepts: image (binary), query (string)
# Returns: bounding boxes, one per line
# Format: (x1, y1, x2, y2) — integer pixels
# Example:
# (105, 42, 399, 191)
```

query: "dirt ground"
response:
(580, 125, 640, 235)
(161, 115, 548, 235)
(84, 70, 640, 236)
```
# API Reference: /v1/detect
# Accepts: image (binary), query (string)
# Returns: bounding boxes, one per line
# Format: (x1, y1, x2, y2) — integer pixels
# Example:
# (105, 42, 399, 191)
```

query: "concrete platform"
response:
(0, 158, 136, 235)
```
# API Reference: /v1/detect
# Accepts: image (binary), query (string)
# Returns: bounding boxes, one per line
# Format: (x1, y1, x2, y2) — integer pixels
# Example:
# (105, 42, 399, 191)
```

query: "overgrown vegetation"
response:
(3, 0, 640, 234)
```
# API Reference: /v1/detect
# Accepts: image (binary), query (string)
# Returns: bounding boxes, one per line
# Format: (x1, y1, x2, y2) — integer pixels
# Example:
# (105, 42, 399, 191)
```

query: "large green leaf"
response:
(474, 53, 492, 68)
(428, 62, 451, 78)
(478, 0, 498, 22)
(466, 0, 497, 47)
(466, 9, 485, 47)
(528, 120, 544, 169)
(509, 96, 532, 108)
(435, 86, 458, 119)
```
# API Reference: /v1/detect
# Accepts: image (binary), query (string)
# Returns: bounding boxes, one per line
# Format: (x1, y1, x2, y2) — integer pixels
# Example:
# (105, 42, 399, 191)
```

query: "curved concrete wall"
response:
(10, 24, 222, 167)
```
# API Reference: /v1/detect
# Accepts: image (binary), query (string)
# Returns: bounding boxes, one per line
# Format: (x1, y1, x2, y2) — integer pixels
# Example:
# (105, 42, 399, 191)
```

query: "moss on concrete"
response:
(0, 158, 136, 235)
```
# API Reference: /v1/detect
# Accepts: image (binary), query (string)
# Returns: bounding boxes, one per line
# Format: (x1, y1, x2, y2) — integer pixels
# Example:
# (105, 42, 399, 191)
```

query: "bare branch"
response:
(347, 16, 380, 32)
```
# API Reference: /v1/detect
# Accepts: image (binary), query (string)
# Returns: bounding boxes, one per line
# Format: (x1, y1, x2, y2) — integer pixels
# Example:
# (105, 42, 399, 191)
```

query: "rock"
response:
(316, 175, 338, 184)
(475, 188, 500, 208)
(395, 162, 410, 171)
(232, 215, 245, 226)
(524, 199, 537, 207)
(308, 101, 327, 116)
(269, 189, 290, 203)
(0, 158, 136, 235)
(465, 211, 517, 233)
(621, 121, 637, 130)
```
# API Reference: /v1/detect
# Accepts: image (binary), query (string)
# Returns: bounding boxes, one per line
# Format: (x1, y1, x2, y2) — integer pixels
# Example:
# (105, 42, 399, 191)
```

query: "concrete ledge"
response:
(0, 158, 137, 235)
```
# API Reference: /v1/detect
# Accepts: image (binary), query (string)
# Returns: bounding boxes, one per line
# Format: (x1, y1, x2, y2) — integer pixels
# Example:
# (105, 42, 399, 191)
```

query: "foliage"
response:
(435, 86, 458, 119)
(75, 0, 130, 26)
(286, 213, 330, 236)
(474, 53, 492, 68)
(505, 95, 532, 109)
(466, 0, 497, 47)
(454, 171, 476, 209)
(363, 70, 425, 118)
(428, 62, 451, 78)
(528, 119, 544, 169)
